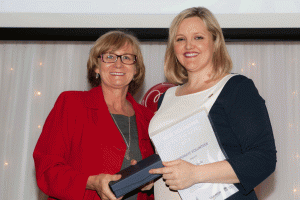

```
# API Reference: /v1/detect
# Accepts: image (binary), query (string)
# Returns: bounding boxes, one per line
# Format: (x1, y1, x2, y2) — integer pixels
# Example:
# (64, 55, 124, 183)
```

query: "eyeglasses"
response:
(99, 53, 137, 65)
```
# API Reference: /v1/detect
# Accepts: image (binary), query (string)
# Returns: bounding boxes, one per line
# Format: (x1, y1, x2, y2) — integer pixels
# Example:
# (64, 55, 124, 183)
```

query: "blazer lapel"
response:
(83, 86, 127, 151)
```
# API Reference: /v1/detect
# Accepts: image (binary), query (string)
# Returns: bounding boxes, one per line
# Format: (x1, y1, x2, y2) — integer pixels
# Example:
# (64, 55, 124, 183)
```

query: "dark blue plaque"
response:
(109, 154, 163, 198)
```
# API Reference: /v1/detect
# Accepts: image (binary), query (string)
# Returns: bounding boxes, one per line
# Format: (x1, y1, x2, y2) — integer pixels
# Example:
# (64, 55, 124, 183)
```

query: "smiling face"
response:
(174, 17, 215, 76)
(95, 44, 136, 91)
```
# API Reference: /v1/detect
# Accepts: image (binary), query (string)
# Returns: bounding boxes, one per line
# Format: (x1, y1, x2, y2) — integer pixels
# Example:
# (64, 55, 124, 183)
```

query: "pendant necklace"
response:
(110, 102, 131, 160)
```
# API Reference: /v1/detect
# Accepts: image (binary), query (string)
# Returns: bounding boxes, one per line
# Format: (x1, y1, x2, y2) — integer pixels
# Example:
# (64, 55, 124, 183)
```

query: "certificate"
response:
(150, 108, 238, 200)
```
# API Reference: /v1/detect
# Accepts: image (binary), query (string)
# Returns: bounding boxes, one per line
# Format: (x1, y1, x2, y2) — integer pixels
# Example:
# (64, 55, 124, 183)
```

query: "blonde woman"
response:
(149, 7, 276, 200)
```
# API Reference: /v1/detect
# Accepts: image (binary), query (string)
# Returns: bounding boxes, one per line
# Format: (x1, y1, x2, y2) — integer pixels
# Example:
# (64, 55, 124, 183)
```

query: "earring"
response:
(96, 73, 100, 79)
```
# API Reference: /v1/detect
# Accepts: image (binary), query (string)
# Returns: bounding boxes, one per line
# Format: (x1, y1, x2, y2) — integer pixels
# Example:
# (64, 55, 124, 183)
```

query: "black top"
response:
(158, 75, 277, 199)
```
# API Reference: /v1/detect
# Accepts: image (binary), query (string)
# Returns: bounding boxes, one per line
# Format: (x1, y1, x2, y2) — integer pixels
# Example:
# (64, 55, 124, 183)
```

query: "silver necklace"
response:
(110, 103, 131, 160)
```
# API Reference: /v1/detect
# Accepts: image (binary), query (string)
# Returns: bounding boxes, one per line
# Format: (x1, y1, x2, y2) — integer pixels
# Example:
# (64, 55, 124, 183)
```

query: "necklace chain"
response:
(110, 102, 131, 160)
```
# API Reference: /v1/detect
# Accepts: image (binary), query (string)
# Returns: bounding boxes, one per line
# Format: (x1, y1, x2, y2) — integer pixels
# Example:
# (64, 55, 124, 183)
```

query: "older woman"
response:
(33, 31, 154, 200)
(149, 7, 277, 200)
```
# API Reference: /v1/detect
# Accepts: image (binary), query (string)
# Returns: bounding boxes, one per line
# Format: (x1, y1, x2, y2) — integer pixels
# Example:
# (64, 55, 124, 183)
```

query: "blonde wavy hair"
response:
(164, 7, 232, 85)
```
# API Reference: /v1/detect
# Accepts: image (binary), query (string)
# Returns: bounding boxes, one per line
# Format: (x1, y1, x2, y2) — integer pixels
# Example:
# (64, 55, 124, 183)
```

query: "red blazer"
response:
(33, 86, 155, 200)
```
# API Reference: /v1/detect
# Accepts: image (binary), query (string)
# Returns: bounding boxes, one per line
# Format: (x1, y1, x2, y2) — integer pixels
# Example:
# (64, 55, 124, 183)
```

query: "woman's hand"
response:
(140, 181, 154, 191)
(149, 159, 197, 190)
(131, 159, 154, 191)
(86, 174, 123, 200)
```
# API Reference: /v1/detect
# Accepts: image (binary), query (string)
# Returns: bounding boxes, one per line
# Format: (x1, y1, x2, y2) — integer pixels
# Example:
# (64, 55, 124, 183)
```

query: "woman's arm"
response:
(150, 159, 239, 190)
(33, 92, 89, 200)
(222, 78, 277, 194)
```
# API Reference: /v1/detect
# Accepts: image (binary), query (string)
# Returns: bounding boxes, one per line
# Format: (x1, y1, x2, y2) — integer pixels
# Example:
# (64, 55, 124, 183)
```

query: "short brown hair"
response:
(165, 7, 232, 84)
(87, 30, 145, 95)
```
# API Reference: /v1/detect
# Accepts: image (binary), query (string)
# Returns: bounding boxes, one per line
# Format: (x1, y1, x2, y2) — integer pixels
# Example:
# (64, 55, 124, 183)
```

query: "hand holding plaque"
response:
(109, 154, 163, 198)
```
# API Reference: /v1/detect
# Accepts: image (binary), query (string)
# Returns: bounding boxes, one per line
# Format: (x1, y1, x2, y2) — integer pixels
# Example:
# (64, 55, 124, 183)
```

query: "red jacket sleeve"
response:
(33, 92, 89, 200)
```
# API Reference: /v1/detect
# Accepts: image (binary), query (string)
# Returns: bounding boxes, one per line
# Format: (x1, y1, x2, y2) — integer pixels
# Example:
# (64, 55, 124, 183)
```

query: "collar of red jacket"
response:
(83, 86, 136, 110)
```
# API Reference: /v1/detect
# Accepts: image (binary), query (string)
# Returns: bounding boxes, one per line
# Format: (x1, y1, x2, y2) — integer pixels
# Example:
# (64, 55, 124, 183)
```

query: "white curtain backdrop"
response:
(0, 40, 299, 200)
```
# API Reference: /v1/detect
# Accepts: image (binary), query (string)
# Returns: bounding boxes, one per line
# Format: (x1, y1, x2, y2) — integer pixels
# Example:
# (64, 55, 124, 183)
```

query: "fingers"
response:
(99, 185, 117, 200)
(93, 174, 121, 200)
(149, 166, 173, 174)
(140, 181, 154, 191)
(141, 184, 153, 191)
(163, 159, 181, 166)
(111, 174, 122, 181)
(130, 159, 137, 165)
(162, 173, 175, 180)
(168, 184, 180, 191)
(149, 160, 182, 174)
(163, 176, 187, 191)
(164, 179, 177, 189)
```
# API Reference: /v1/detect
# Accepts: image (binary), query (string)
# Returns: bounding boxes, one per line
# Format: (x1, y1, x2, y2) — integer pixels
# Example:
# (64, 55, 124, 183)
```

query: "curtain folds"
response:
(0, 40, 299, 199)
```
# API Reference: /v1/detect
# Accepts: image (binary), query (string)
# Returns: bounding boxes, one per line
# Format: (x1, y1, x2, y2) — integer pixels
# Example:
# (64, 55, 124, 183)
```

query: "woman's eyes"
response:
(176, 36, 203, 42)
(195, 36, 203, 40)
(107, 55, 115, 59)
(176, 38, 184, 42)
